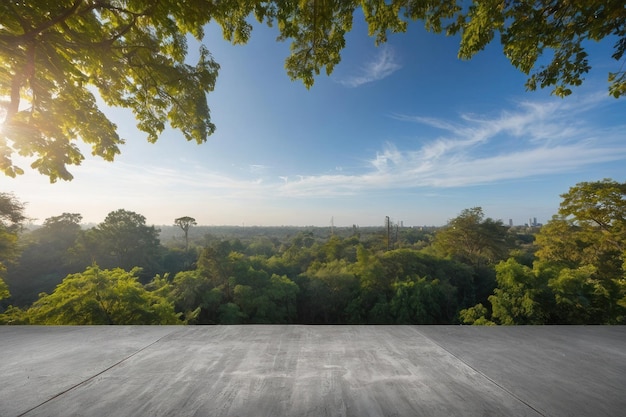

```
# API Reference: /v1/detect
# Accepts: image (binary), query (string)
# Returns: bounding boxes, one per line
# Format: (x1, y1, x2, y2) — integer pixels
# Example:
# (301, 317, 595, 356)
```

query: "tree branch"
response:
(8, 0, 84, 43)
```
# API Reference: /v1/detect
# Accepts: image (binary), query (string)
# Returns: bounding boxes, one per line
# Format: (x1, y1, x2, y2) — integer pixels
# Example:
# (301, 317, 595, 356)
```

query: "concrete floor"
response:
(1, 326, 624, 417)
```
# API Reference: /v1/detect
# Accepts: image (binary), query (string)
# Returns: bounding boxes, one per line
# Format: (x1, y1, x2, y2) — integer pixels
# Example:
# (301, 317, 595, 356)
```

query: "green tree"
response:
(174, 216, 197, 251)
(196, 240, 240, 300)
(18, 266, 180, 324)
(433, 207, 510, 268)
(487, 258, 549, 325)
(169, 269, 222, 324)
(389, 277, 453, 324)
(168, 245, 300, 324)
(348, 245, 390, 323)
(535, 179, 626, 323)
(0, 193, 26, 302)
(559, 179, 626, 255)
(280, 231, 317, 272)
(222, 254, 300, 323)
(0, 0, 221, 181)
(453, 0, 626, 98)
(218, 302, 246, 324)
(459, 303, 495, 325)
(88, 209, 162, 275)
(180, 242, 245, 313)
(547, 265, 618, 324)
(3, 2, 623, 181)
(299, 259, 359, 323)
(4, 212, 85, 306)
(41, 213, 83, 241)
(0, 279, 9, 302)
(315, 235, 358, 263)
(250, 1, 626, 96)
(246, 236, 279, 257)
(266, 273, 299, 323)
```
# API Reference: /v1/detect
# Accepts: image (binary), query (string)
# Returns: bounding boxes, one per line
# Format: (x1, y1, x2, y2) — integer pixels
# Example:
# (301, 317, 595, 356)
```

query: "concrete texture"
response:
(1, 326, 624, 417)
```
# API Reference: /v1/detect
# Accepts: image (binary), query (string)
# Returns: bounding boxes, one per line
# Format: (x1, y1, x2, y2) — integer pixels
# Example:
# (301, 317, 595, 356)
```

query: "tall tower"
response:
(385, 216, 391, 251)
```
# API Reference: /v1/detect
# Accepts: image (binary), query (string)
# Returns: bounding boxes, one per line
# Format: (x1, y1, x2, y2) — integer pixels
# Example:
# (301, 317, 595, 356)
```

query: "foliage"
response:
(536, 179, 626, 323)
(0, 305, 26, 324)
(381, 248, 477, 307)
(4, 213, 85, 306)
(465, 179, 626, 325)
(245, 1, 626, 96)
(390, 277, 453, 324)
(43, 212, 83, 237)
(300, 259, 359, 323)
(0, 192, 27, 226)
(4, 181, 626, 324)
(458, 0, 626, 98)
(547, 265, 615, 324)
(233, 273, 299, 323)
(459, 303, 495, 326)
(0, 0, 221, 181)
(13, 266, 180, 324)
(0, 279, 9, 302)
(169, 270, 221, 324)
(0, 193, 26, 268)
(0, 193, 26, 301)
(488, 259, 549, 325)
(174, 216, 197, 251)
(559, 179, 626, 254)
(350, 245, 390, 318)
(433, 207, 510, 267)
(79, 209, 162, 275)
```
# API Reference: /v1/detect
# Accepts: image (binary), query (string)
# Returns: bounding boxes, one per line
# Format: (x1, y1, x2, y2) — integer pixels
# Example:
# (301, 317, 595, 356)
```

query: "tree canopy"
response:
(2, 179, 625, 325)
(0, 0, 220, 181)
(433, 207, 510, 267)
(3, 212, 84, 306)
(0, 193, 26, 300)
(71, 209, 162, 275)
(252, 0, 626, 97)
(10, 265, 180, 325)
(175, 216, 197, 251)
(461, 179, 626, 325)
(1, 1, 624, 181)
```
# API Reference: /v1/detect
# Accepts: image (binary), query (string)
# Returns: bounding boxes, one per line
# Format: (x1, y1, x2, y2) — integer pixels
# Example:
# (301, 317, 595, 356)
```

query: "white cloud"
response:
(273, 96, 626, 196)
(339, 46, 402, 87)
(82, 95, 617, 200)
(19, 95, 620, 209)
(249, 164, 270, 175)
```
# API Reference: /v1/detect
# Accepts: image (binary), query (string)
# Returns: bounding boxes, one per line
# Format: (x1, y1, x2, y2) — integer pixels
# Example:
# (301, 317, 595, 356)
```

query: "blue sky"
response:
(3, 16, 625, 227)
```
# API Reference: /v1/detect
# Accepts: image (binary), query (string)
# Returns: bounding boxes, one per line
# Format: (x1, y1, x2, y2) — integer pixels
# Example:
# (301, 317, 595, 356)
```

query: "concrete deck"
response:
(1, 326, 624, 416)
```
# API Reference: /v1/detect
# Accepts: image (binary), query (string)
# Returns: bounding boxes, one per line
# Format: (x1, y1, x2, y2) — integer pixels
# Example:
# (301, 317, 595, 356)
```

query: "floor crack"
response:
(16, 327, 184, 417)
(410, 327, 548, 417)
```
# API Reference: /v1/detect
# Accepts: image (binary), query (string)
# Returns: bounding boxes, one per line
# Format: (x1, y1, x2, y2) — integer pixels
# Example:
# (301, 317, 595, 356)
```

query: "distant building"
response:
(524, 217, 542, 227)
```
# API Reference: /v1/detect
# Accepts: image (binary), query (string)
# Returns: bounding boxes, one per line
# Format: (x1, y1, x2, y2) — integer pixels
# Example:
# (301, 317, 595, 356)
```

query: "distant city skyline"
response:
(25, 213, 548, 229)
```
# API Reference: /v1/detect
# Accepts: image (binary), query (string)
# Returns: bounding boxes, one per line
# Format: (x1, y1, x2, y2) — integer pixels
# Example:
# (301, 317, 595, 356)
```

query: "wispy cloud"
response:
(57, 95, 624, 202)
(248, 164, 270, 175)
(274, 96, 626, 196)
(339, 46, 401, 87)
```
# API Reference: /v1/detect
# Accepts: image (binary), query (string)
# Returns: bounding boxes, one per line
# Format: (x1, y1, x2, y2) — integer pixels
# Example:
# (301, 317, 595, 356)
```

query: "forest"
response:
(0, 179, 625, 325)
